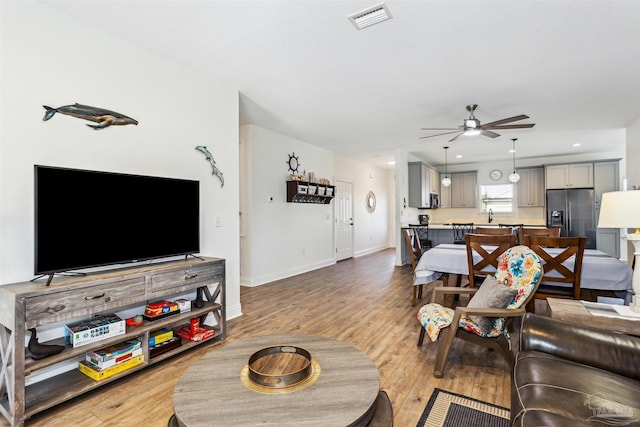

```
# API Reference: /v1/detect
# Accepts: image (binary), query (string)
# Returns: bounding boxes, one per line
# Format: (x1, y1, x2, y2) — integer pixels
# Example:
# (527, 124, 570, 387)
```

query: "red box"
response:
(176, 325, 215, 342)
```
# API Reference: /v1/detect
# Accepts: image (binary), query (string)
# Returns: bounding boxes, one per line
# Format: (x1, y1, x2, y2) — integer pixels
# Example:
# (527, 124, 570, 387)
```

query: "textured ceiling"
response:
(39, 0, 640, 168)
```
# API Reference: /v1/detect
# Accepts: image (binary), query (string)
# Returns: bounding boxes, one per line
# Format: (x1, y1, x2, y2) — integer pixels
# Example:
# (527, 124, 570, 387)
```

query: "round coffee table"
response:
(173, 334, 380, 426)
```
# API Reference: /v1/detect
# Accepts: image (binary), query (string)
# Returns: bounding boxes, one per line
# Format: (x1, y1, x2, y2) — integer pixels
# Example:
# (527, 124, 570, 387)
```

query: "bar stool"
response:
(452, 223, 474, 245)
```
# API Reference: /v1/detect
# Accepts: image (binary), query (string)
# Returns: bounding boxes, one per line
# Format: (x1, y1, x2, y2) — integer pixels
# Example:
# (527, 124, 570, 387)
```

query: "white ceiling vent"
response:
(348, 3, 393, 30)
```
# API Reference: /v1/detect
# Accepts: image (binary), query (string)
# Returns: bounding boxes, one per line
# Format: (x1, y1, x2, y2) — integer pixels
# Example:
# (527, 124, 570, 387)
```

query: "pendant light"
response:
(441, 146, 451, 187)
(508, 138, 520, 183)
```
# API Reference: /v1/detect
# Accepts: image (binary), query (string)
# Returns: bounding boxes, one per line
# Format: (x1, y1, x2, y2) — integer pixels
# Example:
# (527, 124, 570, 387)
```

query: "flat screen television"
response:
(35, 165, 200, 276)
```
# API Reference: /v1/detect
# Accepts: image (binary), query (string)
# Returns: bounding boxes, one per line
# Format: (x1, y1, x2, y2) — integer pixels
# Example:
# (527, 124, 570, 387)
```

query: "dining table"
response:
(413, 243, 634, 303)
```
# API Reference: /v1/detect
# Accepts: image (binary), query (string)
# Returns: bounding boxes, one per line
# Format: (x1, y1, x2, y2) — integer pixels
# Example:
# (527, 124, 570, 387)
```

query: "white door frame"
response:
(334, 179, 354, 261)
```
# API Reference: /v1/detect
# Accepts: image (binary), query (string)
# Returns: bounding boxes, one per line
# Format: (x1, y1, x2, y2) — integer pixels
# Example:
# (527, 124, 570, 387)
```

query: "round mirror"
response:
(366, 191, 376, 213)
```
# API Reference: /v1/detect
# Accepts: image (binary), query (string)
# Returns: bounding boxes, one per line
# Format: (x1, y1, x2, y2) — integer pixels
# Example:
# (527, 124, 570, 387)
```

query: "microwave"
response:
(429, 193, 439, 209)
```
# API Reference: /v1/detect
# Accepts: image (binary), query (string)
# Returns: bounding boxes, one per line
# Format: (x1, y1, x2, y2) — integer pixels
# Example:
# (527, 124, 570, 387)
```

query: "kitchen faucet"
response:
(488, 208, 493, 223)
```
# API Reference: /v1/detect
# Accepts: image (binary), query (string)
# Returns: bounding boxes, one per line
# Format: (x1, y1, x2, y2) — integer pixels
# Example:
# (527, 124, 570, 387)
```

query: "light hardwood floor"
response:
(12, 249, 512, 426)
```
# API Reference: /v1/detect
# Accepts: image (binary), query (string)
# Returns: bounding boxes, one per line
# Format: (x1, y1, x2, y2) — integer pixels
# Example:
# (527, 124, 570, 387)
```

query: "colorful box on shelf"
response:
(175, 298, 191, 313)
(78, 354, 145, 381)
(143, 300, 180, 321)
(175, 325, 215, 342)
(85, 339, 142, 370)
(149, 328, 174, 347)
(64, 314, 126, 348)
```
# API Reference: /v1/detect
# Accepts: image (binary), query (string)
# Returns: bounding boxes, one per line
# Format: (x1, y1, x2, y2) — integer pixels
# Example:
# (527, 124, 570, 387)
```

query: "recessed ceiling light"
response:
(509, 149, 516, 153)
(456, 155, 462, 158)
(572, 143, 581, 147)
(348, 3, 393, 30)
(386, 160, 396, 165)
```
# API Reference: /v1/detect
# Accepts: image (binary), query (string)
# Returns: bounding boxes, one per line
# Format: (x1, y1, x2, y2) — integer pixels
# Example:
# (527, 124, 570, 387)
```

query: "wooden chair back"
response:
(525, 236, 587, 306)
(519, 227, 561, 246)
(403, 228, 422, 272)
(452, 223, 474, 244)
(475, 227, 513, 235)
(464, 233, 516, 288)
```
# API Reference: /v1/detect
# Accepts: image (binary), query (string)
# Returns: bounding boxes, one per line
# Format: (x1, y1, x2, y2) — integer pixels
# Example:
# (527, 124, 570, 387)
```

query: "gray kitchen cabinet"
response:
(450, 172, 477, 208)
(594, 161, 620, 258)
(545, 163, 594, 189)
(408, 162, 438, 208)
(517, 167, 545, 207)
(429, 168, 440, 196)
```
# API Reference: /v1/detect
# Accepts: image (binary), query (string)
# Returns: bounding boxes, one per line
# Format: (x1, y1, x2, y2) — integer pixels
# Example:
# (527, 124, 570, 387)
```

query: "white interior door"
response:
(335, 180, 354, 261)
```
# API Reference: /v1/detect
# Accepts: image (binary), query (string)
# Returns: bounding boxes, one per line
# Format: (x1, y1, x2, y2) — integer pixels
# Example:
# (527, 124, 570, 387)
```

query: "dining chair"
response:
(465, 233, 516, 288)
(452, 223, 474, 244)
(475, 227, 513, 235)
(522, 235, 586, 313)
(417, 245, 542, 378)
(403, 228, 424, 305)
(518, 227, 561, 246)
(498, 223, 523, 243)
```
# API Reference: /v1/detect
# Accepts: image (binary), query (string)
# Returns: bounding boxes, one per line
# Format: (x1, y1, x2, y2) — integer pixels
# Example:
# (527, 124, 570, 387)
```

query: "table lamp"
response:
(597, 190, 640, 310)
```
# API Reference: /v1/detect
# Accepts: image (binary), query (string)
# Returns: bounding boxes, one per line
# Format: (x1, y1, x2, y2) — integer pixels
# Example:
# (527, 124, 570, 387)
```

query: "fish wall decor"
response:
(42, 103, 138, 129)
(195, 145, 224, 187)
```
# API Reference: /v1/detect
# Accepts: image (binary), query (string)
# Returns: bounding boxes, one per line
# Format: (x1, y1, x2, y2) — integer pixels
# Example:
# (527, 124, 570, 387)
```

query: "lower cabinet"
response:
(0, 257, 225, 426)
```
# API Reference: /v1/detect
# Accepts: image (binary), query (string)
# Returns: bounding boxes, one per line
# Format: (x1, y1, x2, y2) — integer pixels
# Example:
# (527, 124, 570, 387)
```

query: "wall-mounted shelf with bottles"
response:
(286, 181, 335, 204)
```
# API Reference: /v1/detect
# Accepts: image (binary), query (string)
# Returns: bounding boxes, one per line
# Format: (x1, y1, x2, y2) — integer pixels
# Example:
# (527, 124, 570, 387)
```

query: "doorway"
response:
(334, 179, 354, 261)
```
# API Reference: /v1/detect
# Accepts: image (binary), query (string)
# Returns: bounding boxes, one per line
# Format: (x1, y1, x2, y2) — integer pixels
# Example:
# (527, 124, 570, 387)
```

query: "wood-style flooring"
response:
(13, 248, 512, 426)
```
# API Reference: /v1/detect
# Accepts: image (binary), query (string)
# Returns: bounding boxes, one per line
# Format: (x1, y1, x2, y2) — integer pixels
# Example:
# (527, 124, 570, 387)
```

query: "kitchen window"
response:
(480, 184, 514, 213)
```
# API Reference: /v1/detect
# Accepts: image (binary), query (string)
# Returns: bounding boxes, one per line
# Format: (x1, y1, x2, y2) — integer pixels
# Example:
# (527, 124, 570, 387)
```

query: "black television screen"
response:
(35, 165, 200, 275)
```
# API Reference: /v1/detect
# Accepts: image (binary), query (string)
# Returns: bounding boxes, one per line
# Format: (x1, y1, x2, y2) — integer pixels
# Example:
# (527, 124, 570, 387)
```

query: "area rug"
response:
(417, 388, 510, 427)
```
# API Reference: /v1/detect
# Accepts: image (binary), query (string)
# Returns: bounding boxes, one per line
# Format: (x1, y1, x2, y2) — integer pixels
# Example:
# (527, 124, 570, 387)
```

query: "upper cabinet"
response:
(517, 167, 545, 207)
(545, 163, 594, 189)
(449, 171, 477, 208)
(429, 168, 440, 196)
(408, 162, 439, 208)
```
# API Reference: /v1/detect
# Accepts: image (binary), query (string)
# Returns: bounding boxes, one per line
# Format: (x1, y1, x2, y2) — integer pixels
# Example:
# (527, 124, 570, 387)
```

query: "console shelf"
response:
(0, 257, 225, 426)
(286, 180, 335, 204)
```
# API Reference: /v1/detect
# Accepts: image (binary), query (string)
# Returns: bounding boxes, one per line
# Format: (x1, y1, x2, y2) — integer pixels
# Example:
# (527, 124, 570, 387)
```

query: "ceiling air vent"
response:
(348, 3, 393, 30)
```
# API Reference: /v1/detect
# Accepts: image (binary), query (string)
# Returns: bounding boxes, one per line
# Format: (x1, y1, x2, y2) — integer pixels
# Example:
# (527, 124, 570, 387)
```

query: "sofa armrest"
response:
(519, 313, 640, 380)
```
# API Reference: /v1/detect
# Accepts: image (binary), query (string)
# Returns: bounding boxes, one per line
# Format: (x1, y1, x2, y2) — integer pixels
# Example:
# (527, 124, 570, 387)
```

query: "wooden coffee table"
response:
(547, 298, 640, 336)
(173, 334, 380, 426)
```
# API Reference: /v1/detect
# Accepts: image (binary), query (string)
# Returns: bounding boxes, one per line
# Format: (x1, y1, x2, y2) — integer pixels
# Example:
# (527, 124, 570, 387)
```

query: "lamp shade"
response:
(598, 191, 640, 233)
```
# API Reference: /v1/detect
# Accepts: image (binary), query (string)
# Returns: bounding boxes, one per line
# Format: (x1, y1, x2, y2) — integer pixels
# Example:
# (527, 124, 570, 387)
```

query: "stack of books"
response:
(78, 339, 144, 381)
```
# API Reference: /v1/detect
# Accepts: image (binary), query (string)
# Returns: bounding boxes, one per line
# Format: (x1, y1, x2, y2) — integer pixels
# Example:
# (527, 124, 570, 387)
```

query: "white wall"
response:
(627, 117, 640, 190)
(0, 2, 241, 318)
(240, 125, 391, 286)
(334, 153, 392, 257)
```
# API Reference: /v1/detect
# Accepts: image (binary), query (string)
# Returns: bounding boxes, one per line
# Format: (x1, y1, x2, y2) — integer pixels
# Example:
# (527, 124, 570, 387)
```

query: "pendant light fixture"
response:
(441, 146, 451, 187)
(508, 138, 520, 183)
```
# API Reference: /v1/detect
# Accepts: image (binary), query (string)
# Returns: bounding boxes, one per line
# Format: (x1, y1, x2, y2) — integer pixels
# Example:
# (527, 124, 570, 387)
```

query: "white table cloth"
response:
(413, 244, 633, 295)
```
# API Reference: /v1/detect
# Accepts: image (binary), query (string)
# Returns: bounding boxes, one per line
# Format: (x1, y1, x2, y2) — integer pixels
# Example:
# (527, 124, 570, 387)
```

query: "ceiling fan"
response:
(420, 104, 535, 142)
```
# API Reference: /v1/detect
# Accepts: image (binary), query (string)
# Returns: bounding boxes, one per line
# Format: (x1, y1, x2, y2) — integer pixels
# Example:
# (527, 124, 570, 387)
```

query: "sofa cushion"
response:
(466, 275, 517, 333)
(512, 350, 640, 426)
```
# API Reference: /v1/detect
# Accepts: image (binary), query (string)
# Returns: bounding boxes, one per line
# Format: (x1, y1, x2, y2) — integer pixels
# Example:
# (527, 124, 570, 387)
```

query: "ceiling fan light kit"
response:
(420, 104, 535, 143)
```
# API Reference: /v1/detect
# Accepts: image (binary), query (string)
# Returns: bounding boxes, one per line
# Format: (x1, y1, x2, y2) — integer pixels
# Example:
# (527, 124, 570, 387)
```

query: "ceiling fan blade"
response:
(486, 123, 536, 130)
(480, 129, 500, 138)
(448, 132, 464, 142)
(481, 114, 530, 128)
(420, 127, 460, 131)
(419, 130, 461, 139)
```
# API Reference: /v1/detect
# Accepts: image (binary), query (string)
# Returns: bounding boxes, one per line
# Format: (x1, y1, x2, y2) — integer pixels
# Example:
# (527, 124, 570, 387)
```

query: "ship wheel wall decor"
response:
(287, 153, 300, 173)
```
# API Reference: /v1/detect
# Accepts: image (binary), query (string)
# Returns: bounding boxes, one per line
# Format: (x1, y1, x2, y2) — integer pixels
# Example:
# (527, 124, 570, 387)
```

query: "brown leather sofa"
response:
(512, 313, 640, 426)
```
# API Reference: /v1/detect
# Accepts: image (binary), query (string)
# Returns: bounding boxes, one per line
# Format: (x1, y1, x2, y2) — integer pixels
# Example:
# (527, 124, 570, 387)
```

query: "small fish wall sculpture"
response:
(42, 103, 138, 129)
(195, 145, 224, 187)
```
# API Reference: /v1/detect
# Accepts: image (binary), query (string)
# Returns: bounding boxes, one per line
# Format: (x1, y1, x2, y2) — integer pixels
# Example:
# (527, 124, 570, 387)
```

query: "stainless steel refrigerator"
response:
(546, 189, 596, 249)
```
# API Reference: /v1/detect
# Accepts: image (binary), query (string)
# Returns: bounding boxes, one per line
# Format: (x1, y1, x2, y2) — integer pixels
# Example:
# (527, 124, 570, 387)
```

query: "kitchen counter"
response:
(402, 223, 545, 230)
